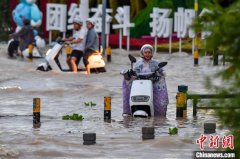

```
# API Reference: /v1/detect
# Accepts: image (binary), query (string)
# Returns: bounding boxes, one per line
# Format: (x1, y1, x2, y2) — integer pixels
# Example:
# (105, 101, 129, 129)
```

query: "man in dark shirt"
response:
(9, 19, 35, 58)
(84, 18, 99, 75)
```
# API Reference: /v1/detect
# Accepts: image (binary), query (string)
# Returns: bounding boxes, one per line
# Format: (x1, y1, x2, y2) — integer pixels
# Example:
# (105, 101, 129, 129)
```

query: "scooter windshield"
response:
(136, 72, 155, 80)
(137, 72, 154, 76)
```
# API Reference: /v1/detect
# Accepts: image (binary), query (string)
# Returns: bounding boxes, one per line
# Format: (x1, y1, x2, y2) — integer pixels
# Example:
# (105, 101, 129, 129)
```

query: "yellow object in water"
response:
(33, 98, 40, 113)
(65, 45, 71, 55)
(176, 92, 186, 108)
(104, 97, 111, 110)
(106, 47, 111, 55)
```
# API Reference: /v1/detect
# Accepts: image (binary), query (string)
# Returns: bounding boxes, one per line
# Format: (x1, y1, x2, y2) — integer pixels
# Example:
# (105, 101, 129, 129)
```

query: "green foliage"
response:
(62, 113, 84, 121)
(84, 101, 97, 107)
(172, 0, 187, 9)
(0, 0, 12, 41)
(173, 0, 213, 10)
(130, 0, 174, 38)
(198, 0, 214, 11)
(195, 0, 240, 157)
(130, 0, 213, 38)
(169, 127, 178, 135)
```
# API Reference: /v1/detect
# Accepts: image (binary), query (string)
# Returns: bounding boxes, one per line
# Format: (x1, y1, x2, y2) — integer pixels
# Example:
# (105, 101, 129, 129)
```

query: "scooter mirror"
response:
(128, 54, 136, 63)
(120, 69, 128, 75)
(158, 62, 168, 68)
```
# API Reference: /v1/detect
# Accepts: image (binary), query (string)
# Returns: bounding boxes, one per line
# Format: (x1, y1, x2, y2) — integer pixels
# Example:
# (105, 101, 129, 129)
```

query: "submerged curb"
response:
(142, 127, 155, 140)
(204, 123, 216, 134)
(83, 133, 96, 145)
(142, 127, 155, 134)
(142, 134, 155, 140)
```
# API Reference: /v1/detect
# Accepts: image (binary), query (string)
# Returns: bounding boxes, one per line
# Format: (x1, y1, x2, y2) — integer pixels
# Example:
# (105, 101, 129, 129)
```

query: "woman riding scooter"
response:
(122, 44, 169, 117)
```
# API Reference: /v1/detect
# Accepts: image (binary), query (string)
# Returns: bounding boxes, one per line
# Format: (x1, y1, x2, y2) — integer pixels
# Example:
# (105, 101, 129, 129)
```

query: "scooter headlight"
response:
(131, 96, 150, 102)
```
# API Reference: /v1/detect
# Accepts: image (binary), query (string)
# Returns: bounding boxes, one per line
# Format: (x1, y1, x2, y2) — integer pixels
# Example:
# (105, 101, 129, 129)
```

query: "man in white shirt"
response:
(65, 18, 86, 73)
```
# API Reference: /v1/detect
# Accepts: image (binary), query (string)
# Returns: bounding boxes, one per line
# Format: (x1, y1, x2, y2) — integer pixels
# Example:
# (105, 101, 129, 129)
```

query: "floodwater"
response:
(0, 44, 229, 159)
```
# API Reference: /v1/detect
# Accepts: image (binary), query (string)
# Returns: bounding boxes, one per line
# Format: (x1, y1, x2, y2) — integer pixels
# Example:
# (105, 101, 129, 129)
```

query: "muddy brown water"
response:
(0, 44, 229, 159)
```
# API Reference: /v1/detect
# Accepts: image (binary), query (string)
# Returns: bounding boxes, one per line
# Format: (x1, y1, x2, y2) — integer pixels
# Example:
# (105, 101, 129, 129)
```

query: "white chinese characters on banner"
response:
(68, 3, 79, 29)
(46, 3, 67, 43)
(174, 8, 195, 38)
(67, 0, 89, 30)
(150, 8, 172, 38)
(150, 8, 173, 53)
(90, 4, 112, 34)
(46, 3, 67, 32)
(112, 6, 134, 51)
(113, 6, 134, 36)
(174, 7, 195, 53)
(45, 3, 209, 53)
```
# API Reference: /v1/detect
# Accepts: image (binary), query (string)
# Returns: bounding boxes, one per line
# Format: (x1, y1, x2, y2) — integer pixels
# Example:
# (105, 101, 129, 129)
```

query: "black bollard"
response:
(83, 133, 96, 145)
(204, 122, 216, 134)
(104, 96, 111, 122)
(28, 44, 33, 62)
(222, 53, 225, 66)
(213, 50, 219, 66)
(106, 47, 111, 62)
(176, 85, 188, 118)
(194, 47, 199, 66)
(33, 98, 41, 128)
(142, 127, 155, 140)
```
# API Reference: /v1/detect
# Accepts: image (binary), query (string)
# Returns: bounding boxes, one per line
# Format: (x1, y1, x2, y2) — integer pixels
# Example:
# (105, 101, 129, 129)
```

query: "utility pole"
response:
(101, 0, 106, 55)
(194, 0, 199, 66)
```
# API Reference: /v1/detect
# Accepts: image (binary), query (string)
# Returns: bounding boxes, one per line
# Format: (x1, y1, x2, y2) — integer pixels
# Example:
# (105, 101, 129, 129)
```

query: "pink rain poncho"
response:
(122, 58, 169, 117)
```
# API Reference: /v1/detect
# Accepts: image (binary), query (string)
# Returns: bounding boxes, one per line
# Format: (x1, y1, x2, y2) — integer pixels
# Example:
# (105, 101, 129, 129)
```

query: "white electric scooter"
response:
(122, 54, 167, 117)
(8, 37, 44, 58)
(37, 40, 106, 73)
(22, 36, 46, 58)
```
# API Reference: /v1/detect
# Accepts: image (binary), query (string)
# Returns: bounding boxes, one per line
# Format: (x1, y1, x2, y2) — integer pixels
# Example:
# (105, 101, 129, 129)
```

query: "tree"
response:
(195, 0, 240, 157)
(0, 0, 12, 41)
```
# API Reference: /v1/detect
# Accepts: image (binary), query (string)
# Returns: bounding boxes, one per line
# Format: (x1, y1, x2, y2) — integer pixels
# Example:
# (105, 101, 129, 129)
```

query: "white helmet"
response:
(140, 44, 154, 57)
(86, 18, 95, 26)
(73, 18, 83, 25)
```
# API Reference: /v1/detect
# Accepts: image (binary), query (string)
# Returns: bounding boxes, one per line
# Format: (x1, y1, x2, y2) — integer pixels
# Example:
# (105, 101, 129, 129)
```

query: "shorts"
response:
(83, 49, 98, 66)
(70, 50, 83, 65)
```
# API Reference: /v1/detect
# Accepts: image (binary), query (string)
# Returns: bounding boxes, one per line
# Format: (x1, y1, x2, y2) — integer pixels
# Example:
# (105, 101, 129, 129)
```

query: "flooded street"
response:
(0, 44, 229, 159)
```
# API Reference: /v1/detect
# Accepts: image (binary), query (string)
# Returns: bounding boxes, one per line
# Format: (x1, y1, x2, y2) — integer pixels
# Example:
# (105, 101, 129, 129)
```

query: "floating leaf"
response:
(169, 127, 178, 135)
(84, 102, 90, 106)
(90, 101, 96, 106)
(62, 113, 84, 121)
(62, 115, 70, 120)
